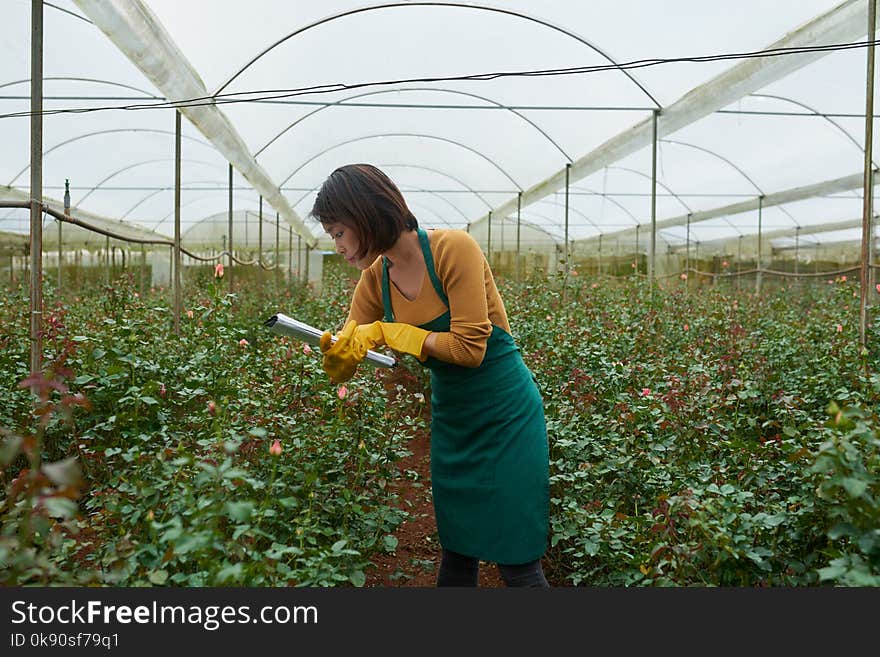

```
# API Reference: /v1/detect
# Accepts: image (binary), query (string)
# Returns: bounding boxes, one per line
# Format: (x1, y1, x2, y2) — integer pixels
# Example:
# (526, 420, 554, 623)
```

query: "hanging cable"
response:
(1, 39, 878, 120)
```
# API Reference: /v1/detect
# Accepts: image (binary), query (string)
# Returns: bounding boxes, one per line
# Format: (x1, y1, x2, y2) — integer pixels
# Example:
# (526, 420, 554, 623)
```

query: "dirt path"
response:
(362, 426, 505, 587)
(363, 366, 505, 587)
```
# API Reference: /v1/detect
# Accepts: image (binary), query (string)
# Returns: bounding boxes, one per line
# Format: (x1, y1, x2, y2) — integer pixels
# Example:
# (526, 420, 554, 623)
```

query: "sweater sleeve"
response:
(430, 231, 493, 367)
(345, 266, 384, 326)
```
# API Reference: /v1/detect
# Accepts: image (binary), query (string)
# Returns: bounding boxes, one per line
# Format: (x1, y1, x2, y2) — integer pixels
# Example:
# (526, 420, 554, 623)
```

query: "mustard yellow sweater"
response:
(346, 229, 510, 368)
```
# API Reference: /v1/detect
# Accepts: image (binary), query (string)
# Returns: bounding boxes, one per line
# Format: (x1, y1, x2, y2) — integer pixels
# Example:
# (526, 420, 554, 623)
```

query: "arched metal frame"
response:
(378, 162, 496, 210)
(281, 132, 524, 192)
(7, 128, 215, 186)
(0, 76, 162, 98)
(566, 184, 645, 230)
(605, 165, 694, 214)
(530, 197, 603, 235)
(74, 158, 226, 209)
(399, 198, 458, 228)
(8, 1, 874, 272)
(152, 192, 262, 233)
(658, 138, 791, 237)
(121, 173, 232, 219)
(748, 93, 877, 170)
(214, 2, 661, 109)
(513, 209, 569, 242)
(254, 87, 574, 163)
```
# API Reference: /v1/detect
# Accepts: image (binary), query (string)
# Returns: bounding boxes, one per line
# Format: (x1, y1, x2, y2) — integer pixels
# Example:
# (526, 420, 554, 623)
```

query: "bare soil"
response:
(362, 365, 505, 587)
(362, 425, 506, 587)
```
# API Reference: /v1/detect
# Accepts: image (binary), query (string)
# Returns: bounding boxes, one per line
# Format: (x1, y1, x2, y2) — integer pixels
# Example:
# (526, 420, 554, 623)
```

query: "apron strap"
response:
(418, 228, 449, 307)
(381, 256, 394, 322)
(381, 228, 449, 323)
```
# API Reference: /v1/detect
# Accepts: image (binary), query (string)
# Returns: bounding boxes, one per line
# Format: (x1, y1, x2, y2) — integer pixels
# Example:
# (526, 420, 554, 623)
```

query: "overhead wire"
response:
(1, 39, 878, 120)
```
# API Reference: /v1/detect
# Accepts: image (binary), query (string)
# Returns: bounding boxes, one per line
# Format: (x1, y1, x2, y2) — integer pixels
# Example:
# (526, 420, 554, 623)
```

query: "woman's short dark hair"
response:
(309, 164, 418, 259)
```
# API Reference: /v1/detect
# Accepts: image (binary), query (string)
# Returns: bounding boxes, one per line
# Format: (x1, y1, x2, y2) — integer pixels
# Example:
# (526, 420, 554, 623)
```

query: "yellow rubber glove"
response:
(356, 321, 430, 362)
(319, 319, 367, 383)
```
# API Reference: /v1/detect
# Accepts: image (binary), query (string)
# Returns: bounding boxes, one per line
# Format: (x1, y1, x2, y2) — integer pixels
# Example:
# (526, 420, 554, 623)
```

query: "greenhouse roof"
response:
(1, 0, 877, 254)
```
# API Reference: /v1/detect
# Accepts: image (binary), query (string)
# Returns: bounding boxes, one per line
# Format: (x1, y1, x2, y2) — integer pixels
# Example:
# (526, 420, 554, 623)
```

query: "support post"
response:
(756, 196, 764, 295)
(59, 179, 68, 295)
(564, 163, 570, 276)
(305, 244, 310, 283)
(228, 163, 234, 291)
(860, 0, 877, 353)
(487, 211, 492, 262)
(516, 192, 522, 281)
(258, 196, 263, 293)
(649, 109, 659, 287)
(685, 213, 691, 287)
(28, 0, 43, 379)
(173, 110, 182, 335)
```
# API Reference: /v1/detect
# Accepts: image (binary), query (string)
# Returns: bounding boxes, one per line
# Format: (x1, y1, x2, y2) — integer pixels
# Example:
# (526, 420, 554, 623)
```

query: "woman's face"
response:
(324, 222, 375, 270)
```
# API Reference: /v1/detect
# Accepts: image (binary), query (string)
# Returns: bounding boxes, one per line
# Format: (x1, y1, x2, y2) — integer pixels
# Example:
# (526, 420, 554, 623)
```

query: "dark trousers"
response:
(436, 548, 549, 587)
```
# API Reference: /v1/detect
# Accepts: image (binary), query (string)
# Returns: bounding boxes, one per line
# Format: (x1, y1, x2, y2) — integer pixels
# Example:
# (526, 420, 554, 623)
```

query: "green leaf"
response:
(383, 535, 398, 552)
(216, 563, 244, 583)
(42, 456, 82, 487)
(763, 513, 787, 528)
(827, 522, 857, 540)
(247, 427, 268, 438)
(817, 564, 848, 581)
(148, 570, 169, 585)
(43, 497, 78, 519)
(0, 435, 23, 465)
(232, 524, 251, 540)
(225, 501, 255, 522)
(277, 497, 299, 509)
(841, 478, 868, 498)
(349, 570, 366, 587)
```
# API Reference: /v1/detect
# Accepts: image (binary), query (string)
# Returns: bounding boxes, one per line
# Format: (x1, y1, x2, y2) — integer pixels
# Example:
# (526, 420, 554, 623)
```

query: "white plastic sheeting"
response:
(0, 0, 877, 259)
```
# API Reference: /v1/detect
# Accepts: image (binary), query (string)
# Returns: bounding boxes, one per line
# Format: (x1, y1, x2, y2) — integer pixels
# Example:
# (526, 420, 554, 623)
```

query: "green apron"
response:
(381, 229, 549, 564)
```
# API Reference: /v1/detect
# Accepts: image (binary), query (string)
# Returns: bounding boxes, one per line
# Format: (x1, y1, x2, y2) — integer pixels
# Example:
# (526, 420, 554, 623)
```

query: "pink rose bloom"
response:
(337, 385, 348, 400)
(303, 344, 313, 355)
(680, 273, 687, 280)
(836, 324, 843, 333)
(641, 388, 651, 397)
(269, 439, 282, 456)
(186, 309, 194, 319)
(214, 263, 225, 278)
(239, 338, 249, 347)
(207, 400, 216, 415)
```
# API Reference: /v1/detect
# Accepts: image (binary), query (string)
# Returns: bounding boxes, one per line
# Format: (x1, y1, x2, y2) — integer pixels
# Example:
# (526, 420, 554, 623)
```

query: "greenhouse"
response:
(1, 0, 879, 588)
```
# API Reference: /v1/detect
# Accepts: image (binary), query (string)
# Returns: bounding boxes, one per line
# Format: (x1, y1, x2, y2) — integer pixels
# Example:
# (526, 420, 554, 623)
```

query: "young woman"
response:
(312, 164, 550, 587)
